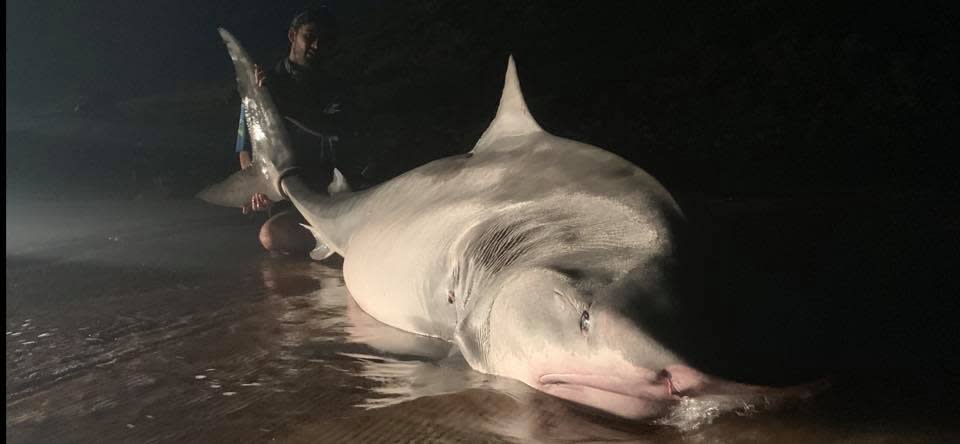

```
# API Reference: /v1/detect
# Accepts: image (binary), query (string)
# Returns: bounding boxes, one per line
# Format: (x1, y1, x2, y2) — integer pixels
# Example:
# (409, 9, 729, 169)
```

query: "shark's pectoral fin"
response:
(300, 223, 337, 260)
(196, 165, 283, 208)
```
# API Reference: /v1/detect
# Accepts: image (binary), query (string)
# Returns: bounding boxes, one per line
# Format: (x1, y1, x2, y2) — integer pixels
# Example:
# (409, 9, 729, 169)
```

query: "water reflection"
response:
(258, 257, 507, 405)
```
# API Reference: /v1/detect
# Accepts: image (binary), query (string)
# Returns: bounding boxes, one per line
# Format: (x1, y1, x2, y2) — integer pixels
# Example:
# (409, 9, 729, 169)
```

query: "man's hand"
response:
(241, 193, 273, 215)
(255, 64, 267, 88)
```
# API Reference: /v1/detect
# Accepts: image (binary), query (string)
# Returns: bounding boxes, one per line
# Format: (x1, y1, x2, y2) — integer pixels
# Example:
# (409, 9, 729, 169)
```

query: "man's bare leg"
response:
(258, 210, 315, 255)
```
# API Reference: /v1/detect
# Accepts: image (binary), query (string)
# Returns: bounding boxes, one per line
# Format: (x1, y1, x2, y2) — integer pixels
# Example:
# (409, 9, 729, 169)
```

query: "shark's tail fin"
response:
(197, 28, 303, 209)
(198, 28, 305, 208)
(195, 166, 283, 208)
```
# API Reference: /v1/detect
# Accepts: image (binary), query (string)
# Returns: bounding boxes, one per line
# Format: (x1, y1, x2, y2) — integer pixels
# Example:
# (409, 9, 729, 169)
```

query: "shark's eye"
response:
(579, 311, 591, 335)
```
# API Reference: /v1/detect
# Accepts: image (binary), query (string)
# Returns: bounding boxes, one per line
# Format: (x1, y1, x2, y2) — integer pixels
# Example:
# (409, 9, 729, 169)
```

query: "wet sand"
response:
(6, 199, 957, 443)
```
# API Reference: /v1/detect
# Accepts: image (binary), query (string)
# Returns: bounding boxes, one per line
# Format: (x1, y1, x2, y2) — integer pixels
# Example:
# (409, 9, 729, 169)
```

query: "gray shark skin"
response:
(202, 28, 822, 420)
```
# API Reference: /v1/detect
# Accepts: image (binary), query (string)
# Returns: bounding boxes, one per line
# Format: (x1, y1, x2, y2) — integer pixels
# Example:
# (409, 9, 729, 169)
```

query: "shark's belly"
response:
(340, 204, 478, 340)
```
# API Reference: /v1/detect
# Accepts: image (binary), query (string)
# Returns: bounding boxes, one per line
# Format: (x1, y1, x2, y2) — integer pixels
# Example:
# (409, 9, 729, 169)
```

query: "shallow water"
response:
(6, 199, 956, 443)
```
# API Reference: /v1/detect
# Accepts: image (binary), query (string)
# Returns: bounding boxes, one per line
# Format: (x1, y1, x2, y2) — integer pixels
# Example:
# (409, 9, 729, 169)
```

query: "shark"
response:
(200, 29, 821, 420)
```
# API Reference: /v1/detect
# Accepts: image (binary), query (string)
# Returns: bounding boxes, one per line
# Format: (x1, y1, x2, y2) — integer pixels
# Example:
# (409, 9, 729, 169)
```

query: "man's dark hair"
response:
(290, 5, 338, 33)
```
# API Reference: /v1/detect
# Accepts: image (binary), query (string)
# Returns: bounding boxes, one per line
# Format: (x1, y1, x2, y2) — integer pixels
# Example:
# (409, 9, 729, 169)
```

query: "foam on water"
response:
(656, 395, 769, 431)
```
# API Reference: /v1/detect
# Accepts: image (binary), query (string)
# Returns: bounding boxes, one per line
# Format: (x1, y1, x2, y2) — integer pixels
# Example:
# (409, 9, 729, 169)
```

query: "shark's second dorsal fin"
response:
(472, 56, 543, 151)
(327, 168, 351, 195)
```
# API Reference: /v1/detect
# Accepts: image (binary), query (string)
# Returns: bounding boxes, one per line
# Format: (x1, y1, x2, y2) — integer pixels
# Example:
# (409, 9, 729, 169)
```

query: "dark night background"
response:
(6, 0, 960, 424)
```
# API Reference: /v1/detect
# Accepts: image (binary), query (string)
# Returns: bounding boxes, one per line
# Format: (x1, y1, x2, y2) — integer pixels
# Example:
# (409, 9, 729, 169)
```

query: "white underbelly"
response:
(341, 225, 458, 339)
(337, 189, 489, 338)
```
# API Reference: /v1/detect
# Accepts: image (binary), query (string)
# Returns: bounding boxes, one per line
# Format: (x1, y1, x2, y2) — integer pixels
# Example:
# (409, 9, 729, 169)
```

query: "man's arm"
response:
(235, 106, 253, 169)
(236, 65, 275, 214)
(236, 65, 269, 171)
(235, 111, 272, 214)
(239, 151, 253, 170)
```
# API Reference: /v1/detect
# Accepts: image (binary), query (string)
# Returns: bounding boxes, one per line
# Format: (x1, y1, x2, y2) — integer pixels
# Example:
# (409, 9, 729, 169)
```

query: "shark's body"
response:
(203, 29, 821, 420)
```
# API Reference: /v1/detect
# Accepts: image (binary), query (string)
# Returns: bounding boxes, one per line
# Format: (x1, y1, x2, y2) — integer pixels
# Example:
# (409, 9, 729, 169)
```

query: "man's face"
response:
(288, 23, 337, 67)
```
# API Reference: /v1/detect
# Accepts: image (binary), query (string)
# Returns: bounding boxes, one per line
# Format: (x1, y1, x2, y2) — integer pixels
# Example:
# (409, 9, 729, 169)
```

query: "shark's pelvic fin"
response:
(473, 56, 544, 151)
(301, 223, 336, 260)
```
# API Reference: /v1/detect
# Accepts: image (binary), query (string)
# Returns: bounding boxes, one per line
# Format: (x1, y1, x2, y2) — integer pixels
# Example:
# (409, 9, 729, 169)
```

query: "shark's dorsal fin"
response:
(472, 56, 543, 151)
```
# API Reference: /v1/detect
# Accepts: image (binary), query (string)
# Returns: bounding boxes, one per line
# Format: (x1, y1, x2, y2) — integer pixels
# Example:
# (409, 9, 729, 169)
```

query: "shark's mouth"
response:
(537, 367, 830, 422)
(536, 371, 681, 419)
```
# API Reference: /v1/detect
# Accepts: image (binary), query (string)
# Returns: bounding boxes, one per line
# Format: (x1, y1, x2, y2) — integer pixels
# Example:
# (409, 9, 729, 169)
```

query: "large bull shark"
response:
(201, 29, 821, 420)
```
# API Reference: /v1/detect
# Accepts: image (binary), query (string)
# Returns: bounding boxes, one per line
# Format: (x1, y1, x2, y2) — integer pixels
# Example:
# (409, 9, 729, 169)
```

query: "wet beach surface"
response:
(6, 198, 958, 443)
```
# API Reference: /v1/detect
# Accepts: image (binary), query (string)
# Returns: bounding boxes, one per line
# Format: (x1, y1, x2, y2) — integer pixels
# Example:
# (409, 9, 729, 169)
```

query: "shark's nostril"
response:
(658, 369, 682, 396)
